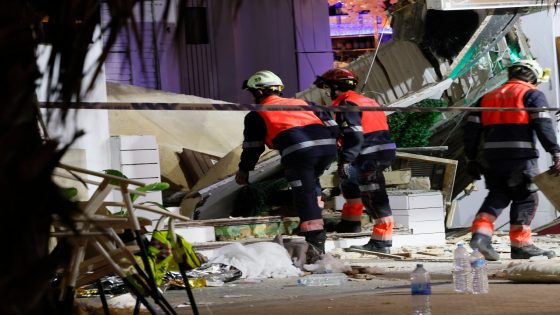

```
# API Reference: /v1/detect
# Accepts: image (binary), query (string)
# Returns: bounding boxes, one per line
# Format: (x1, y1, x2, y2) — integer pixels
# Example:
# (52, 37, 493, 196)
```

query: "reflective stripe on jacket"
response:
(479, 80, 538, 159)
(333, 90, 395, 161)
(259, 95, 324, 149)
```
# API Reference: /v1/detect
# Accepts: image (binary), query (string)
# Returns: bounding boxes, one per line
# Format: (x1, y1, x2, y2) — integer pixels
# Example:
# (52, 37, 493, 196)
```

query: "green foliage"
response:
(60, 187, 78, 200)
(233, 177, 290, 217)
(134, 182, 170, 203)
(102, 169, 170, 214)
(387, 99, 447, 148)
(103, 169, 128, 185)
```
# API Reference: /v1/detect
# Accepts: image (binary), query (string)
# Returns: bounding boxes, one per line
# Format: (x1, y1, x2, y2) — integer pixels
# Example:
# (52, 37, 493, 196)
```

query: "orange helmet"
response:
(314, 68, 358, 90)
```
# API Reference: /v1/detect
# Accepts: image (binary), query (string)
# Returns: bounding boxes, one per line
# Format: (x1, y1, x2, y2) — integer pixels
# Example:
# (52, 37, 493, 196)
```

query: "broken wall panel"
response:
(179, 148, 220, 187)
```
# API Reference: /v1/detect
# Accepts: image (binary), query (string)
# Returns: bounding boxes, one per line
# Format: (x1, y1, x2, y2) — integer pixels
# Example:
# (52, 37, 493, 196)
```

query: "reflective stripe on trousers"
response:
(471, 213, 497, 237)
(341, 202, 364, 222)
(509, 224, 533, 247)
(300, 219, 324, 232)
(359, 183, 380, 192)
(289, 180, 302, 188)
(371, 216, 394, 241)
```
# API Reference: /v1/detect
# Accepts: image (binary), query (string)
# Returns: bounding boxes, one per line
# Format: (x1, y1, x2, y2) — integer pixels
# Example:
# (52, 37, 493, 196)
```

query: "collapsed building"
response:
(165, 1, 559, 243)
(39, 1, 560, 313)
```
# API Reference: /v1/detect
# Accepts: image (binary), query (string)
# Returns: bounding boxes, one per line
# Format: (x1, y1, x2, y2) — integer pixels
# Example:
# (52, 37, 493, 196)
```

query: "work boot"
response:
(335, 220, 362, 233)
(303, 230, 327, 254)
(511, 244, 557, 259)
(469, 233, 500, 261)
(350, 239, 390, 254)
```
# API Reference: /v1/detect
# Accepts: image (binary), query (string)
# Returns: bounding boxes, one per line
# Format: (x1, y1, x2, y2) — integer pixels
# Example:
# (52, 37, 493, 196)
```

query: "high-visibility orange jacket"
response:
(333, 90, 395, 162)
(464, 80, 560, 161)
(480, 80, 533, 125)
(258, 95, 325, 148)
(238, 95, 337, 172)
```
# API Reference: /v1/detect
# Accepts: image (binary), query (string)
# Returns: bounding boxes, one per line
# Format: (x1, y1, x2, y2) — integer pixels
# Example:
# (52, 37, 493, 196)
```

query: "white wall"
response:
(452, 10, 560, 230)
(36, 27, 111, 194)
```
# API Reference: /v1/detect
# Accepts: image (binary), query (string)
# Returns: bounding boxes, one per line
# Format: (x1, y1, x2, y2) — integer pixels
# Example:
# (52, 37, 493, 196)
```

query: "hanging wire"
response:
(360, 14, 392, 93)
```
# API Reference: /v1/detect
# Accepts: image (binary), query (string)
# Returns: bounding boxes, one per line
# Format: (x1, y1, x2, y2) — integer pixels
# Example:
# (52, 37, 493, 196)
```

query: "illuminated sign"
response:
(426, 0, 551, 10)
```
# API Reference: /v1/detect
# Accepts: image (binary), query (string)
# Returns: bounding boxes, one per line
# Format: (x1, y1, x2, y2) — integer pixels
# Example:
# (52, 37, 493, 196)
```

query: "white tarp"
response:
(106, 82, 247, 189)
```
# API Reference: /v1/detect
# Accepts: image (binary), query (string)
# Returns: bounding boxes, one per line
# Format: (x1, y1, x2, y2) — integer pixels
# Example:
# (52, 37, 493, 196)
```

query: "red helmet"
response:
(314, 68, 358, 89)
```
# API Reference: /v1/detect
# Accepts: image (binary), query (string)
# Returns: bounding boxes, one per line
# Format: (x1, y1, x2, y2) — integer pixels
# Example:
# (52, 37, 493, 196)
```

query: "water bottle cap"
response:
(457, 243, 464, 248)
(416, 263, 423, 268)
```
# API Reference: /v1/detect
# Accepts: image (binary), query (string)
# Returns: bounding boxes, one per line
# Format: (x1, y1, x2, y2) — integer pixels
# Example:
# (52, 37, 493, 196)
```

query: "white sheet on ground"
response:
(208, 242, 302, 279)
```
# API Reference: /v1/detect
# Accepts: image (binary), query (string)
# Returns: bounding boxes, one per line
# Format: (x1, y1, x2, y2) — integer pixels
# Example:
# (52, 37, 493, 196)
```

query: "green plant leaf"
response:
(103, 169, 127, 178)
(61, 187, 78, 200)
(102, 169, 128, 185)
(131, 182, 170, 203)
(387, 99, 447, 148)
(137, 182, 170, 193)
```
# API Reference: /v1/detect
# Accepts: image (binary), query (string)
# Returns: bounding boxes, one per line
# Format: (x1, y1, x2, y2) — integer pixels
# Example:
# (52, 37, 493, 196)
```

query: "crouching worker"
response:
(235, 70, 337, 253)
(314, 68, 396, 254)
(464, 59, 560, 261)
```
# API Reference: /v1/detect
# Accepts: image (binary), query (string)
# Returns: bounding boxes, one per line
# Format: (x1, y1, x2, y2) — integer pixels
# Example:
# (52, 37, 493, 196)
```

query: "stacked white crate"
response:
(110, 135, 163, 221)
(390, 190, 446, 247)
(327, 190, 447, 251)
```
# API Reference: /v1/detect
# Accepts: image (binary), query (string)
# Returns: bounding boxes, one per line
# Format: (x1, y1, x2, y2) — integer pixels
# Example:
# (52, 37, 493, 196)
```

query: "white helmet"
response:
(243, 70, 284, 91)
(512, 59, 550, 83)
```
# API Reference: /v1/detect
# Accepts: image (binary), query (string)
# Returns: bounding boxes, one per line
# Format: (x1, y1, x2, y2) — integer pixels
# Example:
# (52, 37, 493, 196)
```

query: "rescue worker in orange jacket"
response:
(314, 68, 396, 254)
(464, 59, 560, 261)
(235, 70, 338, 253)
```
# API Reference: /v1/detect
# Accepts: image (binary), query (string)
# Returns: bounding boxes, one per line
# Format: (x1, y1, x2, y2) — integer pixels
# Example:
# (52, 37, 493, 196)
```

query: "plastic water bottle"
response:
(296, 273, 347, 286)
(410, 264, 432, 315)
(470, 248, 489, 294)
(452, 243, 472, 293)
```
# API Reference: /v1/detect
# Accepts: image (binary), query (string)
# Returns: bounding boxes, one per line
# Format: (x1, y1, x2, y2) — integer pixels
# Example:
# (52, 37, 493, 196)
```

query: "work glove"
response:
(466, 160, 482, 180)
(550, 153, 560, 176)
(337, 162, 351, 180)
(235, 169, 249, 185)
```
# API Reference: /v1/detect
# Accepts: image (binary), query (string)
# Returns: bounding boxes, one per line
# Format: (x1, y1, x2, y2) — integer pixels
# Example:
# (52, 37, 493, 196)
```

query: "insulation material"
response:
(506, 261, 560, 283)
(107, 82, 245, 189)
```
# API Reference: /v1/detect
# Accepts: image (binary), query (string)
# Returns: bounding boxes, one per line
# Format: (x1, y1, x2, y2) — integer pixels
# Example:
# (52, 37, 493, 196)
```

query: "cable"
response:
(360, 15, 392, 93)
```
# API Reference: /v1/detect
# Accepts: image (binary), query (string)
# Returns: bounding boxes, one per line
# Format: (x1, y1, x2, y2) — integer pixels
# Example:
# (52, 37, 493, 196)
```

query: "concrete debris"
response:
(303, 254, 352, 274)
(396, 176, 431, 190)
(329, 248, 364, 260)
